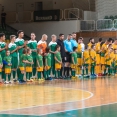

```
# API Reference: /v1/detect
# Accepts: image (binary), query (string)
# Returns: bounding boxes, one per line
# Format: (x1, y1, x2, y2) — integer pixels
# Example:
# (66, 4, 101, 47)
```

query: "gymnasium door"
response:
(16, 3, 24, 22)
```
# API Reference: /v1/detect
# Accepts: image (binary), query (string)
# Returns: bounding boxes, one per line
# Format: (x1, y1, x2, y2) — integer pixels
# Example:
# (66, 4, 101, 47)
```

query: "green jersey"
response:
(54, 52, 61, 63)
(71, 52, 77, 64)
(0, 42, 6, 58)
(36, 54, 43, 67)
(27, 40, 37, 57)
(15, 38, 24, 55)
(0, 54, 2, 64)
(8, 43, 18, 57)
(44, 53, 51, 66)
(26, 55, 33, 67)
(19, 54, 27, 67)
(49, 41, 57, 52)
(4, 55, 12, 68)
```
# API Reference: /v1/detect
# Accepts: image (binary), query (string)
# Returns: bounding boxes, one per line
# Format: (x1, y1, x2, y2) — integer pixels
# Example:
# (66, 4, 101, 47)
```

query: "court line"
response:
(2, 101, 117, 116)
(0, 86, 93, 113)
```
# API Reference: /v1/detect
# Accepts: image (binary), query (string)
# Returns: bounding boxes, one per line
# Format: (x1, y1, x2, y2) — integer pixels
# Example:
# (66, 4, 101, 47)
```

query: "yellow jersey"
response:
(87, 42, 92, 49)
(95, 42, 101, 53)
(83, 50, 90, 64)
(90, 50, 96, 63)
(112, 44, 117, 50)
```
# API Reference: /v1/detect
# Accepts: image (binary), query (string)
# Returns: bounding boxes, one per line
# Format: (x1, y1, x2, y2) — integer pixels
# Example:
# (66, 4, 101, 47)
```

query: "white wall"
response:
(84, 11, 96, 20)
(0, 0, 73, 12)
(10, 20, 80, 43)
(96, 0, 117, 19)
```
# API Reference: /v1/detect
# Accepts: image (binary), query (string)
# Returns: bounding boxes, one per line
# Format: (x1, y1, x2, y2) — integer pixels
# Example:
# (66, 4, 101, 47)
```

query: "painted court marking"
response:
(0, 86, 93, 114)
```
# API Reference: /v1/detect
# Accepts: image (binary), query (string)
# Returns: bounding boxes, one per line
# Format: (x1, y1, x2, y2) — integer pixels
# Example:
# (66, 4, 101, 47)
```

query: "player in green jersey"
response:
(25, 48, 33, 82)
(3, 50, 12, 84)
(0, 54, 3, 84)
(19, 49, 27, 83)
(8, 35, 18, 81)
(49, 34, 57, 77)
(15, 30, 27, 79)
(37, 48, 43, 81)
(71, 47, 77, 79)
(44, 47, 52, 80)
(54, 45, 62, 78)
(27, 33, 37, 78)
(0, 33, 7, 80)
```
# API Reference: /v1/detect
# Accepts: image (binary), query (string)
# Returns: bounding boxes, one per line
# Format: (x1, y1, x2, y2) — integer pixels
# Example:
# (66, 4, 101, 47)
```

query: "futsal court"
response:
(0, 76, 117, 117)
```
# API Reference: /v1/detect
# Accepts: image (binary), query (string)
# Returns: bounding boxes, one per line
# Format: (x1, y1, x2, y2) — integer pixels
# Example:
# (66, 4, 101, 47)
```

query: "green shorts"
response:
(11, 57, 18, 69)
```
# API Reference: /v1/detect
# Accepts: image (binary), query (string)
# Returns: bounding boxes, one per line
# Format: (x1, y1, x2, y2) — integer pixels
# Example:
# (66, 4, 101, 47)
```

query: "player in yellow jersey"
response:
(104, 45, 113, 76)
(112, 39, 117, 50)
(83, 46, 90, 78)
(114, 49, 117, 75)
(77, 37, 82, 75)
(87, 38, 95, 50)
(95, 38, 102, 76)
(90, 45, 97, 78)
(100, 38, 112, 75)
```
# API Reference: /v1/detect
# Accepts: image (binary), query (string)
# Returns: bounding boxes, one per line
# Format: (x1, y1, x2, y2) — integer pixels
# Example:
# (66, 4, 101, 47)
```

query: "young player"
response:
(77, 37, 82, 76)
(114, 49, 117, 74)
(27, 33, 37, 78)
(90, 45, 96, 77)
(100, 39, 112, 75)
(71, 47, 77, 79)
(19, 49, 27, 83)
(83, 46, 90, 77)
(37, 48, 43, 81)
(8, 35, 18, 81)
(49, 34, 57, 76)
(95, 38, 102, 76)
(104, 46, 113, 76)
(0, 54, 3, 84)
(25, 48, 33, 82)
(44, 47, 52, 80)
(0, 33, 7, 81)
(54, 45, 62, 79)
(3, 50, 12, 84)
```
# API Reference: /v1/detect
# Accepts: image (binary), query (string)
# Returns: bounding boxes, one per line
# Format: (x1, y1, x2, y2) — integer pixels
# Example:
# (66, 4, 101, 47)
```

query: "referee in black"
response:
(56, 33, 66, 79)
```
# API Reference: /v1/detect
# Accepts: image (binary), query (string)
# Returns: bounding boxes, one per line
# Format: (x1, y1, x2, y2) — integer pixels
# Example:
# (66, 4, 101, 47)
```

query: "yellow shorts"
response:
(37, 67, 43, 72)
(77, 58, 82, 66)
(44, 66, 51, 70)
(5, 68, 11, 74)
(19, 67, 25, 71)
(96, 54, 100, 64)
(101, 57, 105, 64)
(71, 64, 77, 69)
(0, 69, 2, 72)
(26, 67, 32, 72)
(55, 63, 61, 70)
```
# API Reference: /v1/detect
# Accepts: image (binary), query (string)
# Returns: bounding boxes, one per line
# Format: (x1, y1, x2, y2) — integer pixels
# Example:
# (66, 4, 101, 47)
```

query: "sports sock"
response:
(38, 72, 41, 79)
(66, 67, 70, 76)
(8, 74, 11, 81)
(13, 71, 16, 79)
(33, 68, 36, 76)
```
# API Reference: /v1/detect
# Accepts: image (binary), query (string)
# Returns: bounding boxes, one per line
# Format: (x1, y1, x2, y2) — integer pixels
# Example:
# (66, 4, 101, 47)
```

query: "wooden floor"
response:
(0, 77, 117, 117)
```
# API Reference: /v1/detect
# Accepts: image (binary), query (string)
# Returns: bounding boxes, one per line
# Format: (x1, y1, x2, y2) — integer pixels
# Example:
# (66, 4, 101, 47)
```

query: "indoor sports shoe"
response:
(4, 81, 9, 84)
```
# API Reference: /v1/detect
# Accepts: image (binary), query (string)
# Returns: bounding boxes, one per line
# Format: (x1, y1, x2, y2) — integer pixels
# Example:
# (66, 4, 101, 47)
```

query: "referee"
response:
(64, 34, 72, 78)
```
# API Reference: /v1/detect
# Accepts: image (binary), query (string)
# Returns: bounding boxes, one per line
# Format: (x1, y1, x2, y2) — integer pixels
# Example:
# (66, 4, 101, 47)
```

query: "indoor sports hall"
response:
(0, 0, 117, 117)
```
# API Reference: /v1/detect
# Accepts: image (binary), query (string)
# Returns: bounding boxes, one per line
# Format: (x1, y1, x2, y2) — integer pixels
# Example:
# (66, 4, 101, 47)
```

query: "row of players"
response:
(0, 30, 116, 83)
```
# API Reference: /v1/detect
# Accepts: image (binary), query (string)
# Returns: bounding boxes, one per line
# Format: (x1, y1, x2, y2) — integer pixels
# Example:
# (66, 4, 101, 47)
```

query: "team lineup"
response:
(0, 30, 116, 84)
